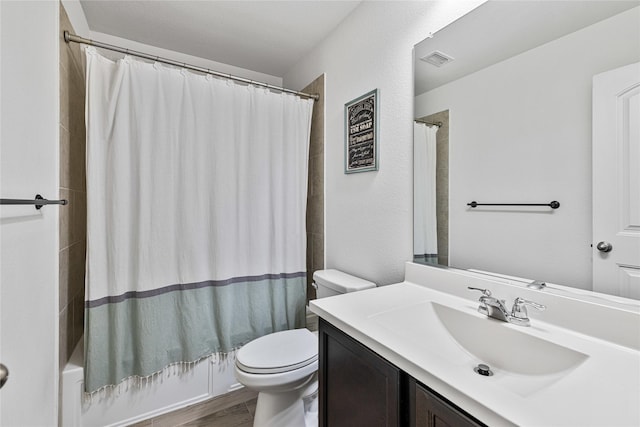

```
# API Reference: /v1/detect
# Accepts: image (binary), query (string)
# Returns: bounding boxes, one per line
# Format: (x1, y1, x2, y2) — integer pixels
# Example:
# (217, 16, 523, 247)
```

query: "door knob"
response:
(0, 363, 8, 389)
(596, 241, 613, 253)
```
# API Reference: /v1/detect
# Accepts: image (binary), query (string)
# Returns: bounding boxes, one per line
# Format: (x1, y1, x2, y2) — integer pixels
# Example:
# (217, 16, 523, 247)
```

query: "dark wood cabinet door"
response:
(412, 379, 485, 427)
(319, 318, 403, 427)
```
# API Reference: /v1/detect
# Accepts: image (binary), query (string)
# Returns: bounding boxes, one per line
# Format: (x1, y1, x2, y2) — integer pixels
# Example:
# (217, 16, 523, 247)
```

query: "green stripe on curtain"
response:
(84, 276, 306, 393)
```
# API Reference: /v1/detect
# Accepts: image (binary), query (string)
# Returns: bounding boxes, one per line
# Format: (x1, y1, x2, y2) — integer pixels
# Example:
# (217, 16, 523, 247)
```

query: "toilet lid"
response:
(236, 329, 318, 374)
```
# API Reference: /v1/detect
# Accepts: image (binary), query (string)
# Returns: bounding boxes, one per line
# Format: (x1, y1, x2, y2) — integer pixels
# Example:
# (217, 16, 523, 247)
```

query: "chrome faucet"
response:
(468, 287, 546, 326)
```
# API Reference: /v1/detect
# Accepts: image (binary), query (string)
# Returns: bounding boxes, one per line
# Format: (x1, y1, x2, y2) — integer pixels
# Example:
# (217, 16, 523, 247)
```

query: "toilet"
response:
(234, 269, 376, 427)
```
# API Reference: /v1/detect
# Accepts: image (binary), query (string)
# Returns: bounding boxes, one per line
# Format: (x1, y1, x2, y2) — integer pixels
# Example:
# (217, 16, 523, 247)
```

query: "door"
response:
(1, 1, 59, 424)
(593, 62, 640, 299)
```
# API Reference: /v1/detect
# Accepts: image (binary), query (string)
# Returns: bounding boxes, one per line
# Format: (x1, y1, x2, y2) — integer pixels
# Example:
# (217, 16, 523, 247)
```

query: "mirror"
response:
(413, 1, 640, 297)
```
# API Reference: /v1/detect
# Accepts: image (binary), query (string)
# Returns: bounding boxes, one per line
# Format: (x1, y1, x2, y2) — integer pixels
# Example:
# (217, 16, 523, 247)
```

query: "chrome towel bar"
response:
(1, 194, 68, 210)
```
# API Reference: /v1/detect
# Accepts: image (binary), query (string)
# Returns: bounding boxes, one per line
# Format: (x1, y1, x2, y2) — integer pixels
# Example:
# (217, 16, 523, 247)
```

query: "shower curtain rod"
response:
(414, 119, 442, 127)
(63, 31, 319, 101)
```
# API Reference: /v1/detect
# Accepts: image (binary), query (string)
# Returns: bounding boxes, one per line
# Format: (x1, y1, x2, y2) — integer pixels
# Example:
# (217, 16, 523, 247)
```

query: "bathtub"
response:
(61, 337, 242, 427)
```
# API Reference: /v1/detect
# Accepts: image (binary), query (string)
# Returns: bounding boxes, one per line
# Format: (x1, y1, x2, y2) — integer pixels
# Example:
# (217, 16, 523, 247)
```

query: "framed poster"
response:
(344, 89, 379, 173)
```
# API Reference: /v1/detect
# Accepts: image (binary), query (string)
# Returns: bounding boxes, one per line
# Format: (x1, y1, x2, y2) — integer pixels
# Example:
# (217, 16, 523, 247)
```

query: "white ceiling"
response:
(79, 0, 361, 77)
(415, 1, 640, 95)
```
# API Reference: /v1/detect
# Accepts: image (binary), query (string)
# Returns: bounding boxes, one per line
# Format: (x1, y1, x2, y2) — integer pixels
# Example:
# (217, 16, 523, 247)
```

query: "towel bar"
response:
(1, 194, 68, 210)
(467, 201, 560, 209)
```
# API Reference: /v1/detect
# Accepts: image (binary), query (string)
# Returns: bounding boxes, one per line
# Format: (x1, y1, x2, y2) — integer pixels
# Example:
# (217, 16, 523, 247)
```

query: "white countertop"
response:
(310, 265, 640, 427)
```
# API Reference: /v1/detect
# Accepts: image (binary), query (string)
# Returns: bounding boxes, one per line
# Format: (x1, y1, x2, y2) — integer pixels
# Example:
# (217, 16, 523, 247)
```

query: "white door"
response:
(593, 62, 640, 299)
(1, 1, 59, 425)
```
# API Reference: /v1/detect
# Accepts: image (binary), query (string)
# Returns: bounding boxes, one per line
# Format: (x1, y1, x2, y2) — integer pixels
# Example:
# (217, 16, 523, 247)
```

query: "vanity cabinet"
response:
(318, 318, 405, 426)
(319, 318, 485, 427)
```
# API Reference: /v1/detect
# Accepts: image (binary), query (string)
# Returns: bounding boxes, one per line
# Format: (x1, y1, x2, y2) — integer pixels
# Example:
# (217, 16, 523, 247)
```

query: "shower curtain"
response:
(84, 47, 313, 393)
(413, 122, 439, 263)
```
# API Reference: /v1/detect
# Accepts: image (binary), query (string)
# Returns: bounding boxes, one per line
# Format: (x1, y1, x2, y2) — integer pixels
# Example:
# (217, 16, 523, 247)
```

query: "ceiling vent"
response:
(420, 50, 454, 67)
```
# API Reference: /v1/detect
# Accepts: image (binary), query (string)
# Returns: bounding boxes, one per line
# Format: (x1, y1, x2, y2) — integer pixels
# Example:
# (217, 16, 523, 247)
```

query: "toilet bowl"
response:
(234, 269, 375, 427)
(235, 329, 318, 427)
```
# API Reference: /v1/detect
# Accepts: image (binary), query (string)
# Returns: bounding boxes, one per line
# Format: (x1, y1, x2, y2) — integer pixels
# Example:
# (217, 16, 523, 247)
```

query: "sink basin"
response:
(370, 300, 588, 396)
(430, 302, 588, 375)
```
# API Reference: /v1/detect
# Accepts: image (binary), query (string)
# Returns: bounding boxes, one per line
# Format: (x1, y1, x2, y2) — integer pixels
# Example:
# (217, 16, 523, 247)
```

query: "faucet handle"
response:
(511, 297, 546, 320)
(468, 287, 493, 317)
(467, 287, 491, 297)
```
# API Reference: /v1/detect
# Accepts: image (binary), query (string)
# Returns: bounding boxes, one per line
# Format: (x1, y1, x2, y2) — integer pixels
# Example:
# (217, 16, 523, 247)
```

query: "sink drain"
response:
(474, 363, 493, 376)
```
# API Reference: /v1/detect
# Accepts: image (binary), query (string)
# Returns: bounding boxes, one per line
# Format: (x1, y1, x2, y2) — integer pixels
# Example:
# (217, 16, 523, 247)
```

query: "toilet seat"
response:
(236, 329, 318, 374)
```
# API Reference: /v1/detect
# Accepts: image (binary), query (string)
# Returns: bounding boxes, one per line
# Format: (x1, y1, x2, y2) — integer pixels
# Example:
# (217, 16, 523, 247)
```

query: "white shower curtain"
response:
(84, 47, 313, 393)
(413, 122, 439, 263)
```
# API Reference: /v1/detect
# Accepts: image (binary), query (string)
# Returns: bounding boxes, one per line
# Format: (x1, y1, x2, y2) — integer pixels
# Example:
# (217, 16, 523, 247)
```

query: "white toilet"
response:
(234, 269, 376, 427)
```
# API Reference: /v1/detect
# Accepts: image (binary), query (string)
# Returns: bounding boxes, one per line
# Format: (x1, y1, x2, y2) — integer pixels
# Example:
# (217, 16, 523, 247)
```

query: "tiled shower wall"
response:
(59, 2, 87, 369)
(303, 75, 325, 301)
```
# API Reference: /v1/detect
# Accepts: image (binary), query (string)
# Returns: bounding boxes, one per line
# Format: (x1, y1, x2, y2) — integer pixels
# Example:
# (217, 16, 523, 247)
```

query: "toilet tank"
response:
(312, 269, 376, 298)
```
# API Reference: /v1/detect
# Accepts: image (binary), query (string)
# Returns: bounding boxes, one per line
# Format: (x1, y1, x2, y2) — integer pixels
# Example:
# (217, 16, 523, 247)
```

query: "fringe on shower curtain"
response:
(83, 47, 313, 393)
(413, 122, 439, 264)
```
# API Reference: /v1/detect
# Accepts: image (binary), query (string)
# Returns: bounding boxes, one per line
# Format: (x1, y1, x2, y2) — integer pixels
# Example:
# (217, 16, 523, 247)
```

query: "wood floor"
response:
(129, 387, 258, 427)
(181, 398, 257, 427)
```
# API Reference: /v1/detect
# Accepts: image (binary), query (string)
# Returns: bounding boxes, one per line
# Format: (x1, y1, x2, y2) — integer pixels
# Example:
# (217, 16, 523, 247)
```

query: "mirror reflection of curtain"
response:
(413, 122, 439, 264)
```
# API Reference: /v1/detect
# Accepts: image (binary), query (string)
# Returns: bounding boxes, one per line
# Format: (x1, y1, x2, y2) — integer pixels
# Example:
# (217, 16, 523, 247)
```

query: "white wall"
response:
(85, 31, 283, 87)
(61, 0, 282, 87)
(415, 7, 640, 290)
(0, 1, 59, 424)
(284, 1, 483, 285)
